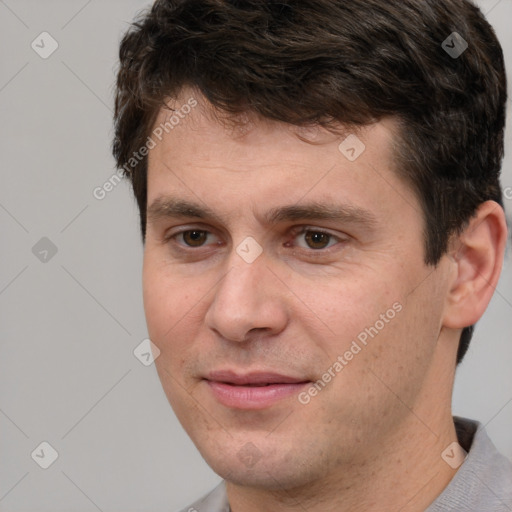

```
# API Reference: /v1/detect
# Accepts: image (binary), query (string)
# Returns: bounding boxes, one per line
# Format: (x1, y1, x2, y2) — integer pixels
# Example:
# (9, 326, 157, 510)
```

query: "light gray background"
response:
(0, 1, 511, 511)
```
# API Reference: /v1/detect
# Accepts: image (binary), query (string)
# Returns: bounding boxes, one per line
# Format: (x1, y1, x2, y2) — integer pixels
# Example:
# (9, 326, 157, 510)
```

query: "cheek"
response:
(143, 265, 192, 410)
(308, 268, 427, 380)
(353, 276, 445, 405)
(305, 275, 401, 342)
(142, 261, 167, 339)
(142, 258, 191, 355)
(142, 255, 213, 387)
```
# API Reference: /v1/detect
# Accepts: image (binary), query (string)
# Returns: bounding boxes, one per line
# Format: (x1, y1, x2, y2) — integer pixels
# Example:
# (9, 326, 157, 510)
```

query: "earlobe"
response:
(442, 201, 508, 330)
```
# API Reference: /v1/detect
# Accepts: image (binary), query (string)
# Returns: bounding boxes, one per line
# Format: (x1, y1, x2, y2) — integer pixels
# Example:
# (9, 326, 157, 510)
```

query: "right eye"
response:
(165, 228, 222, 250)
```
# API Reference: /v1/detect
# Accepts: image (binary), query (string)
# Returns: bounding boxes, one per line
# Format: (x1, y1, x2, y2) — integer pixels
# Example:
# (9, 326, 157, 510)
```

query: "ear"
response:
(442, 200, 508, 329)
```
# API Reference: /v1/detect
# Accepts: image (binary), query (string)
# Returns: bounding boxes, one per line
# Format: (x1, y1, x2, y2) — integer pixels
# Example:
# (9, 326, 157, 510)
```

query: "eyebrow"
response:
(146, 196, 378, 229)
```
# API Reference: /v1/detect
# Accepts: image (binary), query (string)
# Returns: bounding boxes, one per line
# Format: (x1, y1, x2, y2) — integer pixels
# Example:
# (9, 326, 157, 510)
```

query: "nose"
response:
(204, 250, 289, 343)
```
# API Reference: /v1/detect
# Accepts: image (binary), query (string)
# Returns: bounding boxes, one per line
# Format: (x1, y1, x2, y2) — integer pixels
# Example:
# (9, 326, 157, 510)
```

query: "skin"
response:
(142, 87, 508, 512)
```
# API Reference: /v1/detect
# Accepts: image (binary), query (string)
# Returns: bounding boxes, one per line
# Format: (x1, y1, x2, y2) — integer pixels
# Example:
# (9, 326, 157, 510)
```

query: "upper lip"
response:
(206, 370, 310, 385)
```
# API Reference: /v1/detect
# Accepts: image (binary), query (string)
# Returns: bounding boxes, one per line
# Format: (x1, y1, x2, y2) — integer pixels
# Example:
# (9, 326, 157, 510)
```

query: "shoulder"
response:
(176, 481, 230, 512)
(427, 416, 512, 512)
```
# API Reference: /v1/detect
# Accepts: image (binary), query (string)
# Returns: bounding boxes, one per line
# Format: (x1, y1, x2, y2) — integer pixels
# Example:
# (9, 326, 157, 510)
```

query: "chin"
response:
(197, 439, 322, 491)
(210, 461, 309, 490)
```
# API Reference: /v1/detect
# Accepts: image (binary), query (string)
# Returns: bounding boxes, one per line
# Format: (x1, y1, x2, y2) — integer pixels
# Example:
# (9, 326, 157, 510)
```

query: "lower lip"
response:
(206, 380, 309, 409)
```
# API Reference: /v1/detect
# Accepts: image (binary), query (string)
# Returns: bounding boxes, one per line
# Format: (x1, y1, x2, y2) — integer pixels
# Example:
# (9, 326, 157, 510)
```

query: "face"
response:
(143, 89, 453, 490)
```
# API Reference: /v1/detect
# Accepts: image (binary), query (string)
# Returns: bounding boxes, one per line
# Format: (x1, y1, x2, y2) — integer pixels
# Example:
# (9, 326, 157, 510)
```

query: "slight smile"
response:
(205, 370, 311, 410)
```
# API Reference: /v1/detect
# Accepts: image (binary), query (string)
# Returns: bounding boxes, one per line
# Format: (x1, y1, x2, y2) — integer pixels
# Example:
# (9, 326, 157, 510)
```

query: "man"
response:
(112, 0, 512, 510)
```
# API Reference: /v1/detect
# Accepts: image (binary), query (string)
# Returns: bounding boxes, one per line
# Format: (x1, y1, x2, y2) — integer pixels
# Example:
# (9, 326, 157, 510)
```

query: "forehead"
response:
(149, 88, 400, 168)
(145, 88, 419, 227)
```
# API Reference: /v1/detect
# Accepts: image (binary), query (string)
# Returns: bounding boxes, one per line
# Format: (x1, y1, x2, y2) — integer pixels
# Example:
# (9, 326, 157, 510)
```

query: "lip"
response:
(204, 370, 311, 410)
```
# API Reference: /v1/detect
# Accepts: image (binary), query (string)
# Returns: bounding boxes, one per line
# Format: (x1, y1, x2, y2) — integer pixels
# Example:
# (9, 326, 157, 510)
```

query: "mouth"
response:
(204, 370, 311, 410)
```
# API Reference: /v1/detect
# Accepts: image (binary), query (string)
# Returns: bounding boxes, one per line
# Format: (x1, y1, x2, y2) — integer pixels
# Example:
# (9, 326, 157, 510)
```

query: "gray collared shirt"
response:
(179, 417, 512, 512)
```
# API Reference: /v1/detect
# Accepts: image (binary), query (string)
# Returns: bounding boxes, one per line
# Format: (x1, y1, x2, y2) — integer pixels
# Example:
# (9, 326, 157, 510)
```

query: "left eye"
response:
(290, 228, 340, 250)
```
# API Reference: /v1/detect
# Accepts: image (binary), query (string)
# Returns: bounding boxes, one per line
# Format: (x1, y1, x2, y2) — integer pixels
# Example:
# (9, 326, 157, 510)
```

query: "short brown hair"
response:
(111, 0, 507, 364)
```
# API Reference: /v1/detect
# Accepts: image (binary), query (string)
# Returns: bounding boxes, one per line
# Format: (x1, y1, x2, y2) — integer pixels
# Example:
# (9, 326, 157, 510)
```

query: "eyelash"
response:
(164, 226, 346, 255)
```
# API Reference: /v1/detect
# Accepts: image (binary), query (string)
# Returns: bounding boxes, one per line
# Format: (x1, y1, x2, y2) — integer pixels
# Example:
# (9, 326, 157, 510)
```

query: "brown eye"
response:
(303, 231, 332, 250)
(181, 230, 208, 247)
